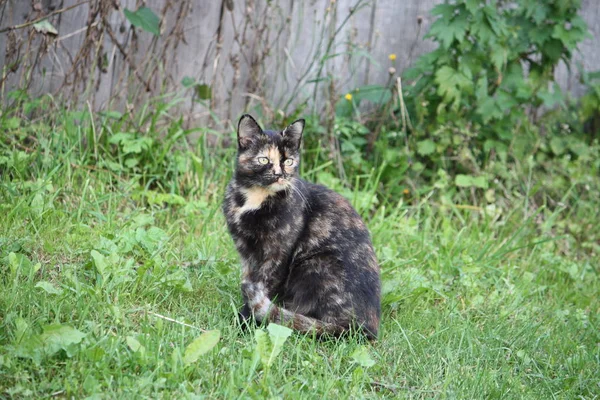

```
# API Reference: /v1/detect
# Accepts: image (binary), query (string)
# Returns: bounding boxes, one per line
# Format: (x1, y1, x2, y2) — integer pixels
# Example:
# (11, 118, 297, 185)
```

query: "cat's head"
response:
(234, 114, 304, 191)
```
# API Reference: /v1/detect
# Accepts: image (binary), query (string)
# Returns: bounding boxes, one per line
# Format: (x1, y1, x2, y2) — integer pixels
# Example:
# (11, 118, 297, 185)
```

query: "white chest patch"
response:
(237, 186, 275, 216)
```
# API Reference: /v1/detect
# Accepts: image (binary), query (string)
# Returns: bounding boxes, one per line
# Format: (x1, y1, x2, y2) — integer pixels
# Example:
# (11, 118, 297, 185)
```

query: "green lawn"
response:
(0, 123, 598, 399)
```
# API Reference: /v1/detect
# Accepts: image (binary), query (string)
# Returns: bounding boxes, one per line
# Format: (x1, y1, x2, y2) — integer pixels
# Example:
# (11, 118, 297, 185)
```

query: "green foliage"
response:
(183, 330, 221, 366)
(0, 96, 598, 398)
(579, 67, 600, 131)
(11, 322, 86, 364)
(350, 346, 376, 368)
(316, 0, 598, 225)
(254, 323, 293, 370)
(404, 0, 590, 148)
(181, 77, 212, 100)
(0, 7, 599, 389)
(124, 7, 161, 36)
(32, 20, 58, 36)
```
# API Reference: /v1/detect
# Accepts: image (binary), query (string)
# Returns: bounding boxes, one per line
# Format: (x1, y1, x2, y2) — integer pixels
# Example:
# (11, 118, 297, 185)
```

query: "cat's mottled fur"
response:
(223, 114, 381, 339)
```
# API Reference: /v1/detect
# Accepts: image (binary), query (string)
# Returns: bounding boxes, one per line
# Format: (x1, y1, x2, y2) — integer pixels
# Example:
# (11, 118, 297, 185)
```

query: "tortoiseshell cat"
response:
(223, 115, 381, 339)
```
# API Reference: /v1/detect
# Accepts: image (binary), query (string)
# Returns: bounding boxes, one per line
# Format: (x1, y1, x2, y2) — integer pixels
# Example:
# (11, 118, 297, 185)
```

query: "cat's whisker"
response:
(290, 181, 311, 211)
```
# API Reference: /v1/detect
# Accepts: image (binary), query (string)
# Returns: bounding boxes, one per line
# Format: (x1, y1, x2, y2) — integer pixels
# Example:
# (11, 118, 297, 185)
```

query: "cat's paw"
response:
(241, 281, 270, 318)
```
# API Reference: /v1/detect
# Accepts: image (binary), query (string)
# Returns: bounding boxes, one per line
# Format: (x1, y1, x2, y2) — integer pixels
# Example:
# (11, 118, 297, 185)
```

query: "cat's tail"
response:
(242, 281, 370, 339)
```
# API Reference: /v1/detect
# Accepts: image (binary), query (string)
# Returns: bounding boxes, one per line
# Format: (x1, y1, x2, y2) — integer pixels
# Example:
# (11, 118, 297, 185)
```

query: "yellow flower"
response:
(345, 93, 353, 101)
(389, 53, 397, 61)
(403, 188, 410, 195)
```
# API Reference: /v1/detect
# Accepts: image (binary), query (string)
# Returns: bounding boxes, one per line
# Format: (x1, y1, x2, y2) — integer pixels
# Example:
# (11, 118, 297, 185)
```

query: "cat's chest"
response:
(237, 203, 295, 237)
(224, 185, 304, 246)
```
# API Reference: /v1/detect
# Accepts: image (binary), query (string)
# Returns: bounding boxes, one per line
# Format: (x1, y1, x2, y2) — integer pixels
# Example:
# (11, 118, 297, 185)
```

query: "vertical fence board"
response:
(1, 0, 599, 122)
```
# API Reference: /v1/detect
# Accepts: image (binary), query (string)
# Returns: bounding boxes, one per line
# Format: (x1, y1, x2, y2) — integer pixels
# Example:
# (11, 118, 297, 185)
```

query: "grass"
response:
(0, 106, 599, 399)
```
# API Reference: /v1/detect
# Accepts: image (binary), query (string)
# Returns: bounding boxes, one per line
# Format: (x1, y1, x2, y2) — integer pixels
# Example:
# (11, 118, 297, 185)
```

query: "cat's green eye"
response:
(258, 157, 269, 165)
(284, 158, 294, 166)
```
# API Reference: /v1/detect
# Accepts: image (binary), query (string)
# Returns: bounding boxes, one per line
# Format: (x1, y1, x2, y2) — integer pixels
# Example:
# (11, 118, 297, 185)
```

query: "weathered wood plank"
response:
(1, 0, 599, 122)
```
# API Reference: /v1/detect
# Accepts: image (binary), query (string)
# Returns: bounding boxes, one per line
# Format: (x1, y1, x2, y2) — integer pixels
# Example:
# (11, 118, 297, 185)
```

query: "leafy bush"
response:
(404, 0, 590, 142)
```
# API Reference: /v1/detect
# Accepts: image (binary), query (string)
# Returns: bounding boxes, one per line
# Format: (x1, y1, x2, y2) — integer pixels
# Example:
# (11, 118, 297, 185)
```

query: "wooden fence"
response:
(1, 0, 599, 126)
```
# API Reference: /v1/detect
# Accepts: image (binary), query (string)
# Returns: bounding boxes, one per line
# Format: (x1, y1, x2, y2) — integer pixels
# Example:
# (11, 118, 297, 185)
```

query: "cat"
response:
(222, 114, 381, 340)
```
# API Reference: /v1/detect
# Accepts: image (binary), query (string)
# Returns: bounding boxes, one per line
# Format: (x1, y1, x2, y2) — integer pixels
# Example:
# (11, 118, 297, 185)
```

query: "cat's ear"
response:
(237, 114, 263, 150)
(282, 119, 304, 150)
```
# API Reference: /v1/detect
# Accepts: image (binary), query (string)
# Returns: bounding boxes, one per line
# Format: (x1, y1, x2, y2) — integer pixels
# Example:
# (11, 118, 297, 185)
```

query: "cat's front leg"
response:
(238, 257, 255, 326)
(238, 258, 276, 325)
(250, 252, 289, 299)
(240, 251, 288, 322)
(241, 280, 272, 323)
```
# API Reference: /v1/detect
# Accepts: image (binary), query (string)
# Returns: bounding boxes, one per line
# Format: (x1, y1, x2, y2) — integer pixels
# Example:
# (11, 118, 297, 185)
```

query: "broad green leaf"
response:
(126, 336, 143, 352)
(471, 17, 495, 44)
(254, 329, 271, 367)
(90, 250, 107, 277)
(195, 84, 212, 100)
(455, 175, 487, 189)
(490, 47, 506, 70)
(183, 330, 220, 365)
(14, 318, 30, 343)
(435, 66, 472, 109)
(477, 97, 502, 123)
(132, 213, 155, 228)
(137, 190, 186, 206)
(83, 375, 100, 393)
(552, 22, 587, 51)
(537, 84, 564, 108)
(254, 323, 293, 369)
(124, 7, 160, 36)
(471, 176, 488, 189)
(9, 252, 28, 274)
(108, 132, 131, 145)
(12, 335, 44, 362)
(135, 226, 168, 252)
(33, 20, 58, 36)
(428, 12, 469, 49)
(351, 346, 375, 368)
(495, 91, 518, 112)
(266, 323, 292, 363)
(30, 193, 45, 216)
(529, 26, 552, 45)
(455, 174, 473, 187)
(416, 139, 436, 156)
(550, 137, 566, 156)
(502, 62, 525, 91)
(567, 138, 589, 157)
(475, 76, 488, 102)
(181, 76, 196, 88)
(541, 39, 564, 63)
(335, 97, 353, 118)
(122, 137, 153, 154)
(464, 0, 479, 14)
(3, 116, 21, 130)
(430, 3, 454, 19)
(39, 324, 85, 357)
(35, 281, 62, 295)
(98, 110, 123, 119)
(8, 252, 40, 276)
(524, 2, 548, 25)
(484, 140, 508, 155)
